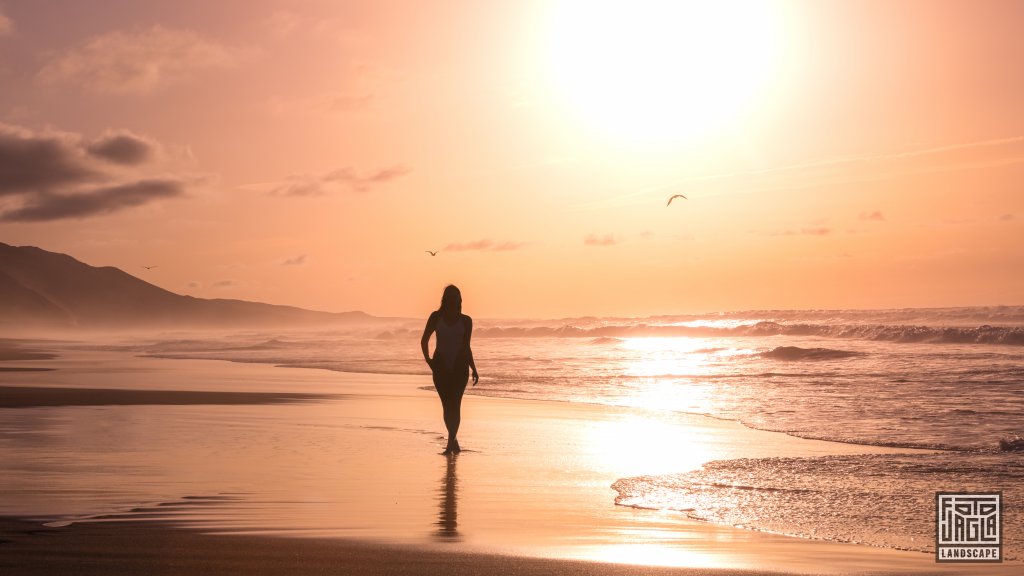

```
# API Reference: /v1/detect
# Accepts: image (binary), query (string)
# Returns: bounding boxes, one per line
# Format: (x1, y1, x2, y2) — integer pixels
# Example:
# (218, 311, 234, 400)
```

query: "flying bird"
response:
(666, 194, 688, 206)
(425, 250, 438, 256)
(141, 265, 158, 270)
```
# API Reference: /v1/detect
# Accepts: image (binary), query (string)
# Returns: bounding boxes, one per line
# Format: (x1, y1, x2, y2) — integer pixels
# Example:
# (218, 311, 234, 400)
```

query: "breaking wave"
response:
(464, 321, 1024, 346)
(759, 346, 863, 361)
(611, 452, 1024, 560)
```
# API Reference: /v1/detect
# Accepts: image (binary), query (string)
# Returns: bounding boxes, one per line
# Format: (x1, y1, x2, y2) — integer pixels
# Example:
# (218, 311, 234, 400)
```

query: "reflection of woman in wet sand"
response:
(435, 454, 460, 540)
(421, 285, 479, 454)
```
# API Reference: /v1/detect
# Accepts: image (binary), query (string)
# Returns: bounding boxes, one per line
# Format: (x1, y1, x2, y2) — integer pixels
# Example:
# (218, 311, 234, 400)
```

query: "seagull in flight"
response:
(141, 265, 158, 270)
(425, 250, 438, 256)
(666, 194, 688, 206)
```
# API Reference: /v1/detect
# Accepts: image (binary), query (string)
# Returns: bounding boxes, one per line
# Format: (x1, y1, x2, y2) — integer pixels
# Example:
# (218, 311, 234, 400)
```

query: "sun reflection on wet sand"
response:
(572, 541, 725, 569)
(582, 414, 715, 477)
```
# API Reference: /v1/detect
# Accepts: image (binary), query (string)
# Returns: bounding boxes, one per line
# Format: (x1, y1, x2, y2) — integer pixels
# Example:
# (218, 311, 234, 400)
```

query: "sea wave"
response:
(612, 452, 1024, 560)
(758, 346, 862, 361)
(464, 322, 1024, 346)
(356, 307, 1024, 346)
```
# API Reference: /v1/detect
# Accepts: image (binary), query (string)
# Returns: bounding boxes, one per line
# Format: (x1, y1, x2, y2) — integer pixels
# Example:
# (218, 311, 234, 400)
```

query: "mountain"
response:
(0, 242, 380, 328)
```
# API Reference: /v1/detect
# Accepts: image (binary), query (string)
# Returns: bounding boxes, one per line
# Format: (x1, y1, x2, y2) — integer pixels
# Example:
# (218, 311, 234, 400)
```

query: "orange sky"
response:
(1, 0, 1022, 318)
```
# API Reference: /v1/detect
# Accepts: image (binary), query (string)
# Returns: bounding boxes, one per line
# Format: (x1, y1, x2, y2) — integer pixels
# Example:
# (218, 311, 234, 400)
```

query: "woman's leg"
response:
(433, 367, 468, 451)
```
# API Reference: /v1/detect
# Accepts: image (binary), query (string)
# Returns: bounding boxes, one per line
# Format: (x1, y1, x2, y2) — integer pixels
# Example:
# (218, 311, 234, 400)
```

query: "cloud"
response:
(443, 239, 528, 252)
(801, 227, 832, 236)
(0, 124, 101, 195)
(0, 122, 190, 222)
(263, 10, 304, 39)
(268, 165, 410, 196)
(85, 131, 154, 165)
(999, 213, 1015, 221)
(212, 280, 239, 288)
(752, 229, 796, 237)
(584, 233, 617, 246)
(680, 136, 1024, 199)
(268, 92, 374, 117)
(36, 26, 245, 94)
(0, 10, 13, 36)
(752, 227, 833, 237)
(0, 179, 185, 222)
(281, 254, 307, 266)
(858, 210, 886, 222)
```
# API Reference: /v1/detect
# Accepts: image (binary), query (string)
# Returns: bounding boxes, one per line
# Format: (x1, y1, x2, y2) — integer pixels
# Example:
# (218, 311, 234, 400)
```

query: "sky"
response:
(0, 0, 1022, 319)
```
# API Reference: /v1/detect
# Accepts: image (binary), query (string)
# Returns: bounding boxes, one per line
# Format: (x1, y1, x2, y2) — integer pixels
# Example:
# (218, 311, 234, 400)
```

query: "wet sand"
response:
(0, 340, 1018, 575)
(0, 516, 791, 576)
(0, 385, 337, 408)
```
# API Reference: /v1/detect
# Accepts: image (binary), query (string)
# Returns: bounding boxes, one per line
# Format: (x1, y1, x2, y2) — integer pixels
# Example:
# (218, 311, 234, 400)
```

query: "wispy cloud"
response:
(0, 9, 13, 36)
(584, 233, 617, 247)
(858, 210, 886, 222)
(281, 254, 307, 266)
(212, 280, 240, 289)
(263, 165, 410, 196)
(684, 136, 1024, 198)
(36, 26, 247, 94)
(268, 92, 374, 117)
(443, 239, 528, 252)
(261, 9, 349, 40)
(752, 227, 834, 237)
(999, 213, 1015, 222)
(753, 229, 796, 237)
(0, 122, 192, 222)
(801, 227, 832, 236)
(263, 10, 305, 39)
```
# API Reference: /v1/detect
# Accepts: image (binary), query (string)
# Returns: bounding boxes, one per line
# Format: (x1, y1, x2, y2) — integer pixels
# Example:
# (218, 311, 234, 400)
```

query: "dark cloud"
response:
(443, 239, 527, 252)
(86, 132, 154, 165)
(281, 254, 307, 266)
(212, 280, 239, 288)
(0, 179, 185, 222)
(0, 124, 100, 195)
(0, 123, 188, 222)
(858, 210, 886, 222)
(272, 165, 411, 196)
(584, 233, 616, 246)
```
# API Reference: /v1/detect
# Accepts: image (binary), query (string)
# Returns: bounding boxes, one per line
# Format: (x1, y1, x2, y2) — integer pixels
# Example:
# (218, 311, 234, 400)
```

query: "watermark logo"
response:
(936, 492, 1002, 563)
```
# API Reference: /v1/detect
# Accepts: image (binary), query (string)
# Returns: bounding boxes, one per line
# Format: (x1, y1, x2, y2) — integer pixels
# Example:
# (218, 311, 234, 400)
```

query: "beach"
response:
(0, 339, 1018, 575)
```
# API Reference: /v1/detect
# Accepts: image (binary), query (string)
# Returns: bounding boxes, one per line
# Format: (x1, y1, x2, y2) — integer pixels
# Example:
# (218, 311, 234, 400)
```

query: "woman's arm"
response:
(420, 311, 437, 367)
(465, 315, 479, 385)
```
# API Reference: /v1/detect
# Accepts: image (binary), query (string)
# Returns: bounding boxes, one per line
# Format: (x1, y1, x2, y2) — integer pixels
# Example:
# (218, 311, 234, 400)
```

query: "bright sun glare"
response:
(542, 0, 785, 148)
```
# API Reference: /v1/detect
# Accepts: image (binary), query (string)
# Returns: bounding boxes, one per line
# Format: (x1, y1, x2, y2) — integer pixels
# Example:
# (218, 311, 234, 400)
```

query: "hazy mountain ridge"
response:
(0, 242, 379, 328)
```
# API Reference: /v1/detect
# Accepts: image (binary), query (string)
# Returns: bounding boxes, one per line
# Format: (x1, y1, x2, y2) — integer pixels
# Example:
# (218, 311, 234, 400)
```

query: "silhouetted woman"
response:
(421, 285, 479, 454)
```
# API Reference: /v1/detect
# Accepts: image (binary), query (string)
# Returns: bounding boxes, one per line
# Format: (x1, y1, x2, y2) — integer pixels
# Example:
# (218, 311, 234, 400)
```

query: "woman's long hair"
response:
(437, 285, 462, 315)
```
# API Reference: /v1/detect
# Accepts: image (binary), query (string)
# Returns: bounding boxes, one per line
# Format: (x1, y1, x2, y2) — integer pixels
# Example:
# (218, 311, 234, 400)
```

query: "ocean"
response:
(31, 306, 1024, 559)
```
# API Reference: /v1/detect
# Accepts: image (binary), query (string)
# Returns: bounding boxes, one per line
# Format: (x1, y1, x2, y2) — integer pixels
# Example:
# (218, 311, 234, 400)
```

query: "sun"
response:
(540, 0, 786, 149)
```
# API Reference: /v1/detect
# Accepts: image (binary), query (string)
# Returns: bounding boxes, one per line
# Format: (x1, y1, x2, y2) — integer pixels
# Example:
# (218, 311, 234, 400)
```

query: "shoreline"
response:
(0, 339, 1018, 574)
